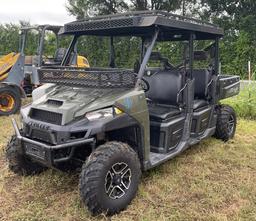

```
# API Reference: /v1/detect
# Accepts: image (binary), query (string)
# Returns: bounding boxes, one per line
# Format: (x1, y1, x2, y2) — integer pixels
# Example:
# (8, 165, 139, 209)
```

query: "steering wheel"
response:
(43, 54, 52, 60)
(140, 78, 150, 92)
(42, 55, 53, 64)
(134, 73, 150, 92)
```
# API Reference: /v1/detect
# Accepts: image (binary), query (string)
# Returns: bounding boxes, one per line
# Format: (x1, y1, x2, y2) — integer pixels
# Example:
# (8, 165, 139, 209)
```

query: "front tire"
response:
(5, 135, 46, 176)
(79, 142, 141, 215)
(0, 85, 21, 116)
(214, 105, 237, 142)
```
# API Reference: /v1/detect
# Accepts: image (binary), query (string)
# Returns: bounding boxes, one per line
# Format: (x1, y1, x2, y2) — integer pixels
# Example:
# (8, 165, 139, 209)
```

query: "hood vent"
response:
(46, 99, 63, 107)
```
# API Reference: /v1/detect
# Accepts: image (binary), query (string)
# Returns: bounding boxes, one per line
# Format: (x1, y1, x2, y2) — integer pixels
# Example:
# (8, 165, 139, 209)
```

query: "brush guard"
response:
(37, 66, 136, 89)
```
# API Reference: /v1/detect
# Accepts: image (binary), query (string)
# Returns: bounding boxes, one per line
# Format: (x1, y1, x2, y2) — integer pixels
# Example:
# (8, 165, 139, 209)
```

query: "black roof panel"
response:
(62, 10, 224, 40)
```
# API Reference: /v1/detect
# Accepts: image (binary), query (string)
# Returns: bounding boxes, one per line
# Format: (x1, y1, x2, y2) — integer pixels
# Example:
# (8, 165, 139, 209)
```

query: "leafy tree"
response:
(0, 22, 37, 56)
(200, 0, 256, 77)
(2, 0, 256, 78)
(0, 24, 20, 55)
(66, 0, 186, 18)
(66, 0, 129, 18)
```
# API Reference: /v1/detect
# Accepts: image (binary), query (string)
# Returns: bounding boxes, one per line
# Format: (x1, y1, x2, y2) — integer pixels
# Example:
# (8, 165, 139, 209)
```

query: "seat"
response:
(193, 99, 208, 110)
(42, 48, 68, 66)
(148, 104, 181, 121)
(192, 69, 211, 110)
(54, 48, 67, 63)
(145, 70, 184, 121)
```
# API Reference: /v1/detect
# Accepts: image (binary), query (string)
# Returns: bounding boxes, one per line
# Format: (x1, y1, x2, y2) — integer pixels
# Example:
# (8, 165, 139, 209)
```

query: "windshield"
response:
(148, 41, 187, 69)
(75, 36, 141, 69)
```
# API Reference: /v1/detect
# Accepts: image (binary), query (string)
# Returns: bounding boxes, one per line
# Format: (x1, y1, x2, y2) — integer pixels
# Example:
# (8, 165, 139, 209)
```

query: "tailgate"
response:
(218, 75, 240, 100)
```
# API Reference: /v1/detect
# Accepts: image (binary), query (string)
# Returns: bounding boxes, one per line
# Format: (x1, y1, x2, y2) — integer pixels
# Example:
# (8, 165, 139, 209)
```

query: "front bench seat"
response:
(192, 69, 211, 110)
(193, 99, 208, 110)
(145, 70, 183, 121)
(148, 104, 181, 121)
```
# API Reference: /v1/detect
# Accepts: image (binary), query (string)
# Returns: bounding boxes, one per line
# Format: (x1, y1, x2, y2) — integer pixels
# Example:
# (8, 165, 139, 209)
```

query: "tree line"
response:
(1, 0, 256, 79)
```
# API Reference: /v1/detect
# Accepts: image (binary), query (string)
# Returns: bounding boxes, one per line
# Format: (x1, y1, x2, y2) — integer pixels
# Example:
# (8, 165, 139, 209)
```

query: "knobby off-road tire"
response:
(79, 142, 141, 215)
(6, 135, 46, 176)
(0, 85, 21, 116)
(215, 105, 237, 142)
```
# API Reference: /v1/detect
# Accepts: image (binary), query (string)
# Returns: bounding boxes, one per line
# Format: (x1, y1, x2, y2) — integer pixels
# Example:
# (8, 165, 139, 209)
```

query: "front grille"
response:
(30, 108, 62, 125)
(65, 18, 134, 32)
(31, 129, 52, 143)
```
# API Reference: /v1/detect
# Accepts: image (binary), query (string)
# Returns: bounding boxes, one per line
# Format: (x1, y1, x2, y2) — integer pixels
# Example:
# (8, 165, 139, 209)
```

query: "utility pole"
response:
(248, 60, 251, 84)
(182, 0, 186, 16)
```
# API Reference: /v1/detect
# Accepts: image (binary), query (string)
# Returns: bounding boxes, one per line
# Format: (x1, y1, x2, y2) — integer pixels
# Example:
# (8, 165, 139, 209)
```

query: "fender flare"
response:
(0, 82, 26, 98)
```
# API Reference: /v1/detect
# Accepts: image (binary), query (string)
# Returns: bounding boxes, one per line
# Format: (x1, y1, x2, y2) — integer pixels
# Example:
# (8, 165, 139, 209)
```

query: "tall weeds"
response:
(224, 84, 256, 119)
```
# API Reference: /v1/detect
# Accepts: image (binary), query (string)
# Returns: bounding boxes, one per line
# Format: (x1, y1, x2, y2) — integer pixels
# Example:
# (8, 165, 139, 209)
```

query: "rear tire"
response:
(0, 85, 21, 115)
(79, 142, 141, 215)
(5, 135, 46, 176)
(214, 105, 237, 142)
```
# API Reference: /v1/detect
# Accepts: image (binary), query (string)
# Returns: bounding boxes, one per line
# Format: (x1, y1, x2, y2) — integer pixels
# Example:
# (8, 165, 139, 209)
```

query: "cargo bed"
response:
(218, 75, 240, 100)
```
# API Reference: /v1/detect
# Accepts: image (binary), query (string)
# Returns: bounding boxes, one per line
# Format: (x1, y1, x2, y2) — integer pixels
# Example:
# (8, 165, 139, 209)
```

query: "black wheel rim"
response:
(227, 115, 235, 136)
(105, 162, 132, 199)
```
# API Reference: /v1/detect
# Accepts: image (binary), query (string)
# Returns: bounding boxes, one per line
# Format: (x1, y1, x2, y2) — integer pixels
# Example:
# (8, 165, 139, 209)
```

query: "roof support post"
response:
(56, 33, 59, 50)
(109, 36, 116, 68)
(19, 31, 26, 55)
(38, 26, 48, 67)
(188, 33, 194, 79)
(136, 28, 159, 87)
(140, 37, 145, 64)
(61, 35, 78, 66)
(214, 37, 219, 75)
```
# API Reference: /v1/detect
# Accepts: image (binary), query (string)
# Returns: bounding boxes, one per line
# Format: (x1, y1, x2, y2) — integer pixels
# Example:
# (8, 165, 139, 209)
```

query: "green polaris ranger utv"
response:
(6, 11, 240, 215)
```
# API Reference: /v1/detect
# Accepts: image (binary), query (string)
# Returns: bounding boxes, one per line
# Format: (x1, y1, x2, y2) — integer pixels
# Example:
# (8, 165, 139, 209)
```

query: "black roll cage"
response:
(62, 27, 220, 87)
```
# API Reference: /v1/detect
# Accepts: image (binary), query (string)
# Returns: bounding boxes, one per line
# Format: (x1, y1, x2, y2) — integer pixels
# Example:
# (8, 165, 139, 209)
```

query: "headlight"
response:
(85, 107, 123, 121)
(20, 105, 31, 120)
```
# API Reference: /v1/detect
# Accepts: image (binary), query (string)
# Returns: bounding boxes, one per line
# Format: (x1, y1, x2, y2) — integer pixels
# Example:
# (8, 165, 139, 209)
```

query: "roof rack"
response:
(73, 10, 218, 29)
(63, 10, 223, 39)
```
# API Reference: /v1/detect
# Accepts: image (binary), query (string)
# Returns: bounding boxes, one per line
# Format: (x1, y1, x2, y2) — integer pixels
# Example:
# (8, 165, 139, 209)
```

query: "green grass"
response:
(0, 112, 256, 220)
(224, 86, 256, 119)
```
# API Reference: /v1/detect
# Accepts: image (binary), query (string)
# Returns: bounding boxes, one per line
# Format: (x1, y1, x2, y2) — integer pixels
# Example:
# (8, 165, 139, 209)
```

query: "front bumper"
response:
(12, 118, 95, 167)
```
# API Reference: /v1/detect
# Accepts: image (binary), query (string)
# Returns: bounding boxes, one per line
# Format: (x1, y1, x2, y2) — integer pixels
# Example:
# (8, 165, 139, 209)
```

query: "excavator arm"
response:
(0, 53, 21, 81)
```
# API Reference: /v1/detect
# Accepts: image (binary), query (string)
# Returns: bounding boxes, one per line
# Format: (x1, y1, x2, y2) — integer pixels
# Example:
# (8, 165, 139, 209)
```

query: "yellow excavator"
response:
(0, 25, 89, 116)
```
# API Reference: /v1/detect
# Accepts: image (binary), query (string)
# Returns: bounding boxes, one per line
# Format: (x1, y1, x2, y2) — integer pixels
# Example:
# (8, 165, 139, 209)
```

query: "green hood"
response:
(31, 86, 133, 125)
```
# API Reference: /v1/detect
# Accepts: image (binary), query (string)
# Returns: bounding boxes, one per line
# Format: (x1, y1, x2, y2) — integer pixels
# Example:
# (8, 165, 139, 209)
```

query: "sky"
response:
(0, 0, 76, 25)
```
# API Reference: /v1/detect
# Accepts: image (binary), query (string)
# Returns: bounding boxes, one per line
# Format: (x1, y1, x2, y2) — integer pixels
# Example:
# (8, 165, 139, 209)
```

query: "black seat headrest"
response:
(194, 51, 208, 61)
(145, 70, 182, 106)
(193, 69, 211, 99)
(150, 52, 163, 61)
(54, 48, 67, 62)
(149, 52, 174, 70)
